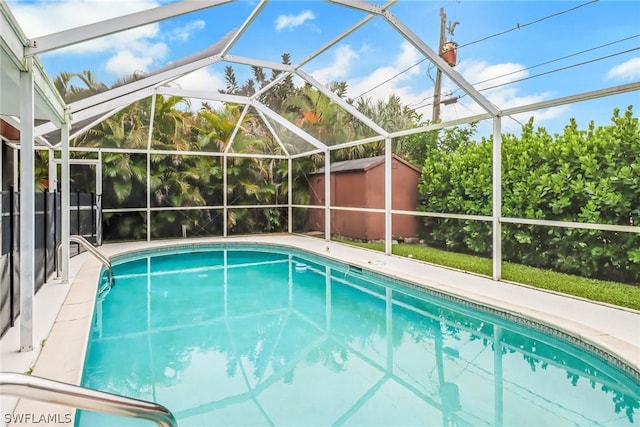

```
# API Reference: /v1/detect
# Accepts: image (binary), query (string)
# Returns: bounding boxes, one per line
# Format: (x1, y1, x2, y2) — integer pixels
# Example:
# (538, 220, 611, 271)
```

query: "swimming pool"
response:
(77, 245, 639, 426)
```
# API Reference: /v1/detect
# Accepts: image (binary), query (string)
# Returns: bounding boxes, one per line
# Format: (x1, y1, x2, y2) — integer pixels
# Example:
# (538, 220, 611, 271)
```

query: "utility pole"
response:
(432, 9, 459, 123)
(432, 7, 446, 123)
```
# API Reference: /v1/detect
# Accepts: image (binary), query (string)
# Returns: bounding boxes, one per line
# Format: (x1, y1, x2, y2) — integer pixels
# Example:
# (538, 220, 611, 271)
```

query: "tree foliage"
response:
(418, 107, 640, 283)
(53, 66, 638, 284)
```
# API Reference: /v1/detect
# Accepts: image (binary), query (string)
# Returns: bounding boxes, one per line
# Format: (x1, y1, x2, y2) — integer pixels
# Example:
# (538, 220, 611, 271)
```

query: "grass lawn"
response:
(337, 240, 640, 311)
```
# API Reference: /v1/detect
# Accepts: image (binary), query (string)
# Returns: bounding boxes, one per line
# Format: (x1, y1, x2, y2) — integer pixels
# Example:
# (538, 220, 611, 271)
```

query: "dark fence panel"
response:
(0, 189, 70, 339)
(34, 192, 45, 293)
(0, 189, 19, 338)
(46, 192, 59, 280)
(0, 254, 9, 337)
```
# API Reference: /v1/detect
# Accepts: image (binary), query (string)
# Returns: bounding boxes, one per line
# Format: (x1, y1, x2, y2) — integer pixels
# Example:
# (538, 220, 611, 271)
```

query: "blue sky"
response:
(6, 0, 640, 136)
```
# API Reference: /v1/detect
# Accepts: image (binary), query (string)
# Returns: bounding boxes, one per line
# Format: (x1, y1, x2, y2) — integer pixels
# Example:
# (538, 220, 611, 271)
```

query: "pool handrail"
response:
(56, 235, 113, 284)
(0, 372, 177, 427)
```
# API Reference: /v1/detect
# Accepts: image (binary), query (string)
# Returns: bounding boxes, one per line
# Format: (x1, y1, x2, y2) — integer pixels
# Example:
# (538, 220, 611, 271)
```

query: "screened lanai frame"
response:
(1, 0, 639, 351)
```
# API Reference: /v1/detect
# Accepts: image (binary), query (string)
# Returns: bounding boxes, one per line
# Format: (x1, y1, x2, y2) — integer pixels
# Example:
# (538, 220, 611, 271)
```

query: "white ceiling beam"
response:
(71, 88, 156, 123)
(156, 86, 249, 105)
(1, 0, 27, 68)
(328, 0, 499, 116)
(325, 0, 387, 15)
(32, 59, 66, 125)
(296, 1, 395, 69)
(70, 54, 224, 113)
(379, 7, 500, 117)
(220, 0, 268, 55)
(25, 0, 233, 56)
(2, 115, 53, 148)
(289, 148, 324, 159)
(223, 55, 295, 72)
(255, 109, 291, 157)
(223, 104, 250, 154)
(501, 81, 640, 117)
(386, 81, 640, 140)
(328, 135, 386, 152)
(297, 69, 389, 138)
(34, 121, 57, 138)
(389, 113, 492, 139)
(251, 72, 291, 100)
(69, 106, 129, 142)
(251, 100, 326, 151)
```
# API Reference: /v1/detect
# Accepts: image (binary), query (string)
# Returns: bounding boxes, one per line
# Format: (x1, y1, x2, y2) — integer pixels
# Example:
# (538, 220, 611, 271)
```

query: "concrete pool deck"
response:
(1, 234, 639, 425)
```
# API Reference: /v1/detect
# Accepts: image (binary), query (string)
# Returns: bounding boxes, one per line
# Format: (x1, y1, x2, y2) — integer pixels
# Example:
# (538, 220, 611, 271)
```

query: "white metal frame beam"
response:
(324, 151, 331, 241)
(255, 109, 291, 157)
(60, 117, 70, 283)
(0, 0, 27, 68)
(297, 70, 389, 137)
(380, 8, 499, 117)
(296, 0, 397, 69)
(223, 54, 294, 72)
(19, 58, 35, 352)
(220, 0, 268, 56)
(2, 115, 55, 148)
(224, 104, 250, 154)
(156, 86, 249, 105)
(71, 88, 157, 123)
(328, 0, 499, 117)
(70, 47, 228, 113)
(69, 106, 128, 141)
(492, 116, 502, 280)
(501, 81, 640, 116)
(326, 0, 386, 14)
(32, 58, 66, 125)
(250, 100, 326, 151)
(384, 137, 392, 255)
(25, 0, 233, 56)
(146, 93, 157, 242)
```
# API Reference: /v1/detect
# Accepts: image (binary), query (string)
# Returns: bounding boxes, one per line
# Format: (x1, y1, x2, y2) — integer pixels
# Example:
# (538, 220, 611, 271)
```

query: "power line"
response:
(352, 0, 601, 101)
(412, 46, 640, 110)
(353, 59, 427, 101)
(474, 47, 640, 94)
(408, 33, 640, 108)
(457, 0, 600, 50)
(462, 34, 640, 90)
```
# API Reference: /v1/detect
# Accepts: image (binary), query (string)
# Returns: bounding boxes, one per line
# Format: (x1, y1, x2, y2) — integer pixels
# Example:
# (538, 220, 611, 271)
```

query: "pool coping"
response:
(9, 234, 640, 425)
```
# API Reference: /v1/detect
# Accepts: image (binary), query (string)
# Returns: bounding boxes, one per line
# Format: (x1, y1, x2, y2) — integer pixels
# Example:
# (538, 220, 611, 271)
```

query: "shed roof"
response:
(312, 154, 420, 175)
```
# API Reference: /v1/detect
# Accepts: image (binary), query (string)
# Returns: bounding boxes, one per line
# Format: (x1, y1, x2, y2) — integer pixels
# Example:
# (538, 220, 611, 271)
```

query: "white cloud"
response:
(310, 45, 359, 84)
(606, 57, 640, 81)
(274, 10, 315, 31)
(396, 42, 422, 74)
(173, 68, 225, 92)
(105, 50, 152, 75)
(104, 40, 168, 75)
(456, 61, 528, 91)
(344, 42, 426, 105)
(169, 19, 206, 42)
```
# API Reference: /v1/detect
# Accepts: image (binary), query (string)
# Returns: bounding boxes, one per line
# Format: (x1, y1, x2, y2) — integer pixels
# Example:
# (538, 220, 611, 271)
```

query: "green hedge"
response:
(418, 107, 640, 284)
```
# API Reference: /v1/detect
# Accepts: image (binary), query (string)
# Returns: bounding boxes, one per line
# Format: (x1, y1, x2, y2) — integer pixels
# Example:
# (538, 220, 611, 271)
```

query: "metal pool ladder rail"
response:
(57, 235, 113, 284)
(0, 372, 177, 427)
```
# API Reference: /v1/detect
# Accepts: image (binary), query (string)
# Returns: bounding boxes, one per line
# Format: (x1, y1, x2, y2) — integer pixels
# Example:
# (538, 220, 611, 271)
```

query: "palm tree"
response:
(282, 83, 356, 147)
(53, 70, 108, 103)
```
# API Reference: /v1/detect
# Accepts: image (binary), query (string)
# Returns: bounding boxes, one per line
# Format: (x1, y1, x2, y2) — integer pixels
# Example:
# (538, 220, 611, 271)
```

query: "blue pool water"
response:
(77, 245, 639, 426)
